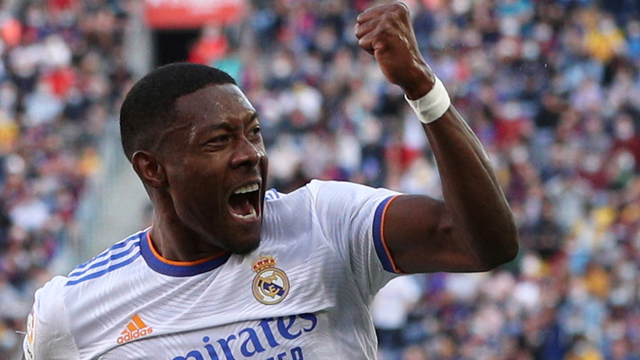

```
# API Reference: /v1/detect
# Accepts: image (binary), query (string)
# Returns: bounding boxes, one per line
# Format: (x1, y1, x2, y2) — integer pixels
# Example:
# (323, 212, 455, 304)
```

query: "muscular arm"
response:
(356, 3, 519, 273)
(385, 107, 518, 273)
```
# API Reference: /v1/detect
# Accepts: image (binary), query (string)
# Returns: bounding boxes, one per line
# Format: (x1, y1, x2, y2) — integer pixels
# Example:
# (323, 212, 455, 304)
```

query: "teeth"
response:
(232, 207, 257, 220)
(234, 184, 259, 194)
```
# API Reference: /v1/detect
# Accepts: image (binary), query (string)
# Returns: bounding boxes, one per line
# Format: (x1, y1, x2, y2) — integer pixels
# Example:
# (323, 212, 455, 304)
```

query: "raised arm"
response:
(355, 3, 519, 273)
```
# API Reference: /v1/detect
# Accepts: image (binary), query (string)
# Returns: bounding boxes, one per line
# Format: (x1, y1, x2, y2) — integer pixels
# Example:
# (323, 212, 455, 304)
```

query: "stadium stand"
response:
(2, 0, 640, 359)
(0, 0, 133, 358)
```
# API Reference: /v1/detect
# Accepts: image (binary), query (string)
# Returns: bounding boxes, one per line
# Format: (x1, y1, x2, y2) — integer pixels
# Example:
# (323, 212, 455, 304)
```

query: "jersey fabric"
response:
(23, 180, 404, 360)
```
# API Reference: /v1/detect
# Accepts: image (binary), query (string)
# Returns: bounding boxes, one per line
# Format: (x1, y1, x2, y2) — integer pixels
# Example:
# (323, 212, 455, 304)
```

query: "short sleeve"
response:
(306, 180, 403, 298)
(23, 276, 79, 360)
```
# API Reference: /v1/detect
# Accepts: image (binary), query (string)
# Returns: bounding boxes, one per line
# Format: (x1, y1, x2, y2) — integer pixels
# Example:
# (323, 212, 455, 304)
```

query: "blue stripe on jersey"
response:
(372, 195, 402, 273)
(265, 188, 281, 201)
(68, 240, 140, 277)
(69, 231, 142, 274)
(140, 229, 232, 277)
(65, 252, 141, 286)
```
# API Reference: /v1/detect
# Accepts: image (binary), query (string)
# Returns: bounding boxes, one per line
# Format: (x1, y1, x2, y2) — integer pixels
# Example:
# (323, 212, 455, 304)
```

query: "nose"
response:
(230, 137, 264, 169)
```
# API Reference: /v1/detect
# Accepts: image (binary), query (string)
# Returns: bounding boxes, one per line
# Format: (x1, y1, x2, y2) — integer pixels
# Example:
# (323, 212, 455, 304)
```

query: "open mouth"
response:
(228, 183, 261, 220)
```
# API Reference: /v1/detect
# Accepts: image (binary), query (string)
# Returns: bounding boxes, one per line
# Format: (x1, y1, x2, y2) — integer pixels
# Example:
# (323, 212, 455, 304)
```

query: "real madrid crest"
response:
(252, 255, 289, 305)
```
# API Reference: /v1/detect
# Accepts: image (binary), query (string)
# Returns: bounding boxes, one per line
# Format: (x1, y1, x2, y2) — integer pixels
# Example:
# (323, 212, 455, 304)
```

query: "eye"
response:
(250, 126, 261, 136)
(248, 126, 261, 139)
(210, 134, 230, 144)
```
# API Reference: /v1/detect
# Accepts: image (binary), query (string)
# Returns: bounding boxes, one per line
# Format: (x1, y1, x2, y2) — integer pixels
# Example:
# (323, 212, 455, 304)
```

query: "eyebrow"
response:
(196, 111, 260, 144)
(200, 111, 259, 132)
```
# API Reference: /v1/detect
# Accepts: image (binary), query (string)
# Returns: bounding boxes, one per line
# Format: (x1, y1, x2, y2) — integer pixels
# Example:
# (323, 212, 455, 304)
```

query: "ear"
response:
(131, 150, 167, 188)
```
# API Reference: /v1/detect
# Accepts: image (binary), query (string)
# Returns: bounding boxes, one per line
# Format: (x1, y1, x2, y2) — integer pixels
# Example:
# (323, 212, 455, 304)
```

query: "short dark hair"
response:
(119, 63, 237, 161)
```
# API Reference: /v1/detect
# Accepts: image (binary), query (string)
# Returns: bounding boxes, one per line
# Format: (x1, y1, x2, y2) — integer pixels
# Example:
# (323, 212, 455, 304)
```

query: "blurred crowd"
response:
(231, 0, 640, 359)
(0, 0, 132, 358)
(2, 0, 640, 359)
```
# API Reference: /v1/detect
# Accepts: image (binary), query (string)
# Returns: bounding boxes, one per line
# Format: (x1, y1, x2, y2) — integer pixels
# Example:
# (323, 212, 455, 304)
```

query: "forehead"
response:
(174, 83, 255, 126)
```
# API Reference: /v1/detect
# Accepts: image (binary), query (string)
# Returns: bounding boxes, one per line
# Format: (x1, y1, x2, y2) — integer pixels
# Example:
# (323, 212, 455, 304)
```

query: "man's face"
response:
(160, 83, 268, 254)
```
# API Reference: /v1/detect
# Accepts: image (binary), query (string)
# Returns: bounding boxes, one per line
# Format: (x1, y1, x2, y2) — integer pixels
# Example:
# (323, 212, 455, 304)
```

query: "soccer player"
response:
(23, 3, 518, 359)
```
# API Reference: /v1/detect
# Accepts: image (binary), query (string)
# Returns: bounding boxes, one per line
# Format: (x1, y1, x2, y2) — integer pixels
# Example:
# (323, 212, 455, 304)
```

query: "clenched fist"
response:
(355, 2, 435, 100)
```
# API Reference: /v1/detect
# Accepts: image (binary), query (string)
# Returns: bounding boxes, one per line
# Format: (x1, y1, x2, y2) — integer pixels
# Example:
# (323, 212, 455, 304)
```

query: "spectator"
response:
(5, 0, 640, 359)
(372, 276, 423, 360)
(0, 1, 131, 358)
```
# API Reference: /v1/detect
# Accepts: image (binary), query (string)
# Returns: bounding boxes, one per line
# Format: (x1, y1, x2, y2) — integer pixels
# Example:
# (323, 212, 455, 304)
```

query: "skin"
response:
(22, 3, 520, 359)
(355, 3, 519, 272)
(132, 84, 268, 260)
(132, 2, 518, 270)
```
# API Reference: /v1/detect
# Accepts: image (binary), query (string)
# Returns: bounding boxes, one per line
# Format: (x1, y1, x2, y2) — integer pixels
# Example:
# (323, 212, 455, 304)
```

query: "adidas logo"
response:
(117, 314, 153, 344)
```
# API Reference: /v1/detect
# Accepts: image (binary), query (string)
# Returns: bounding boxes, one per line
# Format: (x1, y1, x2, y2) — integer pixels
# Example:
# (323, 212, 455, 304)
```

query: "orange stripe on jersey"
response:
(380, 195, 405, 274)
(146, 231, 227, 266)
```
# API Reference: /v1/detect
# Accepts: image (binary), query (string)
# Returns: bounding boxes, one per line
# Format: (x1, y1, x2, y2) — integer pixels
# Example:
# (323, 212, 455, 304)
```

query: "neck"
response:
(149, 211, 225, 263)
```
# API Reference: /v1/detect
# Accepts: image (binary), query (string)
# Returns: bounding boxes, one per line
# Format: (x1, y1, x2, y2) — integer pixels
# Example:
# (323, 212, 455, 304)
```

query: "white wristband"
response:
(405, 76, 451, 124)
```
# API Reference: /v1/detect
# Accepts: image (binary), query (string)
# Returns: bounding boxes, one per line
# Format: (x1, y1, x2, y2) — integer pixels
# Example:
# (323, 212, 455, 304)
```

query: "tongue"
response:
(229, 194, 254, 216)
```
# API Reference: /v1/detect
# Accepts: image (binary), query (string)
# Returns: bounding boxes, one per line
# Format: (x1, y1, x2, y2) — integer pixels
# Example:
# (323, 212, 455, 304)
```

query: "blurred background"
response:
(0, 0, 639, 359)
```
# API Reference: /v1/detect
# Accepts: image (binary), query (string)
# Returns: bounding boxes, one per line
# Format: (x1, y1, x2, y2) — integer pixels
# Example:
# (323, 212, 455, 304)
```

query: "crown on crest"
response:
(252, 256, 277, 272)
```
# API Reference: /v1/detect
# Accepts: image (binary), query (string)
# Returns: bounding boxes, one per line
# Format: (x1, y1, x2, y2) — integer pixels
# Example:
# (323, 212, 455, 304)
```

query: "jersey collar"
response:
(140, 229, 232, 277)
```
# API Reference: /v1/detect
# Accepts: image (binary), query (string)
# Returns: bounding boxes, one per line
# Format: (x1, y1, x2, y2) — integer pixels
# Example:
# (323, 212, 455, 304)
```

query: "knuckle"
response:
(395, 2, 410, 15)
(377, 21, 396, 37)
(391, 3, 410, 21)
(381, 10, 402, 28)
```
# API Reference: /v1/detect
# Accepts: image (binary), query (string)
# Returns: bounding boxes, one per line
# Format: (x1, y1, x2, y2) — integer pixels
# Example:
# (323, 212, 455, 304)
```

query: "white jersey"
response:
(24, 180, 404, 360)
